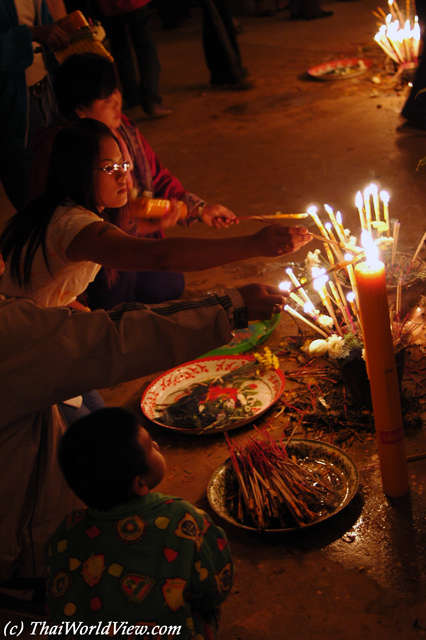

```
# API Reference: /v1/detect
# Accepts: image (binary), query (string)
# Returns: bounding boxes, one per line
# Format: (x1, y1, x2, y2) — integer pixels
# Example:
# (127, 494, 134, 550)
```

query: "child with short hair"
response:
(45, 408, 233, 639)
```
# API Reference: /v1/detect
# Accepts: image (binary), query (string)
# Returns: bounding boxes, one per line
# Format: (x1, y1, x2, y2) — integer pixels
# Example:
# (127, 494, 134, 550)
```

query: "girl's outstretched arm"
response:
(65, 219, 312, 272)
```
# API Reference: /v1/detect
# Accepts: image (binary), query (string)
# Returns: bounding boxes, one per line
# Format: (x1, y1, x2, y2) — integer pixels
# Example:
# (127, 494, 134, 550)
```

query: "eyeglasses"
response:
(96, 161, 131, 175)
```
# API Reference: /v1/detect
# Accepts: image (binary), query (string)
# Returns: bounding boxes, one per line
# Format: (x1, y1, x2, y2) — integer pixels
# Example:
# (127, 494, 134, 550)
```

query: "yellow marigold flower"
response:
(253, 347, 280, 370)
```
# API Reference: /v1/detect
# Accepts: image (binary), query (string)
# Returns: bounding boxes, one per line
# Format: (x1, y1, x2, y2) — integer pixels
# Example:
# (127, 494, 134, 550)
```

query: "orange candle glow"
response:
(354, 231, 409, 497)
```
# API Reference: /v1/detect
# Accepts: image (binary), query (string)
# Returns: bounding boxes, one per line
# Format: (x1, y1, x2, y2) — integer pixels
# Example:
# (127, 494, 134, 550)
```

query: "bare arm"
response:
(65, 221, 312, 272)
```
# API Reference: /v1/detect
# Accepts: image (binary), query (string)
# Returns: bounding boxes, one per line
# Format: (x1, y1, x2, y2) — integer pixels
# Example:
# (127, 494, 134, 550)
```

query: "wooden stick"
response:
(248, 214, 309, 220)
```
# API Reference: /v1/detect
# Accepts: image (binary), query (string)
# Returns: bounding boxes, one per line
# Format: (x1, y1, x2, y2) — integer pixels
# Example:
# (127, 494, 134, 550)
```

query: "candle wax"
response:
(354, 261, 409, 497)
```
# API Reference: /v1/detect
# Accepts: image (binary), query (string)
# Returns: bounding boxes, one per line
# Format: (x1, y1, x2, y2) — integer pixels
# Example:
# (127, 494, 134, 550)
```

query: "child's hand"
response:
(157, 198, 184, 229)
(127, 198, 183, 234)
(252, 225, 312, 257)
(236, 283, 287, 321)
(200, 204, 238, 229)
(30, 24, 70, 49)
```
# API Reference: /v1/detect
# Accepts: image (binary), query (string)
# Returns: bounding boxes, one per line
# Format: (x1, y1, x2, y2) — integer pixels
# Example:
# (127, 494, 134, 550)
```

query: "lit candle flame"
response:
(307, 205, 317, 215)
(347, 291, 356, 303)
(361, 230, 380, 267)
(336, 211, 343, 225)
(312, 267, 328, 290)
(279, 280, 291, 292)
(303, 301, 315, 314)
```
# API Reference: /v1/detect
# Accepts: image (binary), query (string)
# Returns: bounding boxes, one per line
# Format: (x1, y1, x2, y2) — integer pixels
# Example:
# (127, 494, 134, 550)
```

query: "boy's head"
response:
(53, 53, 119, 122)
(58, 408, 166, 510)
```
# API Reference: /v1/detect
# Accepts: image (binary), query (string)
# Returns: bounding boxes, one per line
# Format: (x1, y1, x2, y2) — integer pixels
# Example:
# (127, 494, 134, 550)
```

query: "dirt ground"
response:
(2, 1, 426, 638)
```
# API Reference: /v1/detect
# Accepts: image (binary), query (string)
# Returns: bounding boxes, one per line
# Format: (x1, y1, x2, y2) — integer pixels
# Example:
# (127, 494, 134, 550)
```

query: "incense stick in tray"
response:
(210, 432, 358, 532)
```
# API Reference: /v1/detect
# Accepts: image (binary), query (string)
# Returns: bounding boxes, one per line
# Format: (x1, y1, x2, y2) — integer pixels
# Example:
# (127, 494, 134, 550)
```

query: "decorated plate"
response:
(141, 355, 285, 435)
(202, 314, 281, 357)
(308, 58, 373, 80)
(207, 438, 359, 531)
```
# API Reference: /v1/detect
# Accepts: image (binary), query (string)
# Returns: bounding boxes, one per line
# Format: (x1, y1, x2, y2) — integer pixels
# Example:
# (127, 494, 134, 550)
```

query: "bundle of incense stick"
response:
(224, 431, 340, 530)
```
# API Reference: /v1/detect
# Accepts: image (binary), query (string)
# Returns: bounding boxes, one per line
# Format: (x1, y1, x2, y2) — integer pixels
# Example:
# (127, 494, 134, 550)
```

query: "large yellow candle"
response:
(354, 232, 409, 497)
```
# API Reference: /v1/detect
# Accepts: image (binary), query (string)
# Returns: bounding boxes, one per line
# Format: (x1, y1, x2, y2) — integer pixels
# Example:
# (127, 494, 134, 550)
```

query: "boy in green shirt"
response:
(45, 407, 233, 639)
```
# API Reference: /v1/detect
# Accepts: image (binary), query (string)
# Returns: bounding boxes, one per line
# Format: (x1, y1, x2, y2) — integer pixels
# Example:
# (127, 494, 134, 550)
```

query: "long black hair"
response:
(0, 118, 119, 289)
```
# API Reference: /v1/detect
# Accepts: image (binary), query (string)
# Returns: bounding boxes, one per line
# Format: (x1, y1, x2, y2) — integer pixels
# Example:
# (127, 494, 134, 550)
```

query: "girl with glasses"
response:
(28, 52, 238, 309)
(0, 118, 311, 308)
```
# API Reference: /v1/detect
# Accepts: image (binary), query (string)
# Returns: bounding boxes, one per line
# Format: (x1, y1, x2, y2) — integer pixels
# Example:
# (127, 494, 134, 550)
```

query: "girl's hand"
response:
(199, 204, 238, 229)
(253, 225, 312, 257)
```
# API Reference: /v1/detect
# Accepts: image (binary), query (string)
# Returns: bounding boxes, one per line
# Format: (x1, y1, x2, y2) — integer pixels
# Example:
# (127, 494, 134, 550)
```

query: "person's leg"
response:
(201, 0, 248, 85)
(302, 0, 333, 19)
(155, 0, 183, 28)
(125, 6, 164, 113)
(400, 33, 426, 130)
(102, 14, 140, 107)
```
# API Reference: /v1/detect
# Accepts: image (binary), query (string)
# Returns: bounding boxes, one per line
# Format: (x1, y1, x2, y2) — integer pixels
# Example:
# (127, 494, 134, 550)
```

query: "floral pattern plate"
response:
(207, 438, 359, 531)
(308, 58, 373, 80)
(141, 355, 285, 435)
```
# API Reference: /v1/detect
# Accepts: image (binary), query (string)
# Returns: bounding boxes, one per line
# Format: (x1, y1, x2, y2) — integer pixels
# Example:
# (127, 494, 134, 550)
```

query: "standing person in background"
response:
(398, 0, 426, 133)
(0, 0, 69, 209)
(201, 0, 253, 90)
(94, 0, 171, 117)
(253, 0, 287, 17)
(289, 0, 332, 20)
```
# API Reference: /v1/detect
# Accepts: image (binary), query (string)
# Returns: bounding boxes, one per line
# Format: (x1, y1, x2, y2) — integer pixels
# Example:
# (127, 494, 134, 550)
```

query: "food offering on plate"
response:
(207, 433, 359, 531)
(141, 351, 285, 435)
(308, 58, 373, 80)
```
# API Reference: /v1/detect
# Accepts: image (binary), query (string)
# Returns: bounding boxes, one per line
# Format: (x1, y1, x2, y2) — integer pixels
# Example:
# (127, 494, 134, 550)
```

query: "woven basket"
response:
(54, 11, 113, 64)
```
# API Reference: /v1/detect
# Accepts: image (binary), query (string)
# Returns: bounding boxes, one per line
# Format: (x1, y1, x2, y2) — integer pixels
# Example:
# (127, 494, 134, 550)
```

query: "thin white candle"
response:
(392, 220, 400, 265)
(279, 280, 305, 307)
(363, 187, 372, 232)
(285, 268, 311, 305)
(324, 204, 346, 244)
(284, 305, 328, 337)
(411, 230, 426, 265)
(355, 191, 366, 231)
(369, 184, 380, 221)
(380, 190, 390, 237)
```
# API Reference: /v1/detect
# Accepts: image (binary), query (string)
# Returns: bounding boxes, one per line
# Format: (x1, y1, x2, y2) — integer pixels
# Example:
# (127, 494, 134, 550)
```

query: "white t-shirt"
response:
(0, 205, 103, 307)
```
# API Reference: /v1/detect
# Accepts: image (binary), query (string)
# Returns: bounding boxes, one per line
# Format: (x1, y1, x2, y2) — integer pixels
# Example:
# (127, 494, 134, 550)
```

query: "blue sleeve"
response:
(0, 0, 53, 78)
(0, 25, 34, 77)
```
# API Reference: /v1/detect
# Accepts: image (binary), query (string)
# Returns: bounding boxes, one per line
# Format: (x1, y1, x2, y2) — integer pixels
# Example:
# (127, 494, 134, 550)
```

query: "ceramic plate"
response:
(207, 438, 359, 531)
(201, 314, 281, 357)
(308, 58, 373, 80)
(141, 355, 285, 435)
